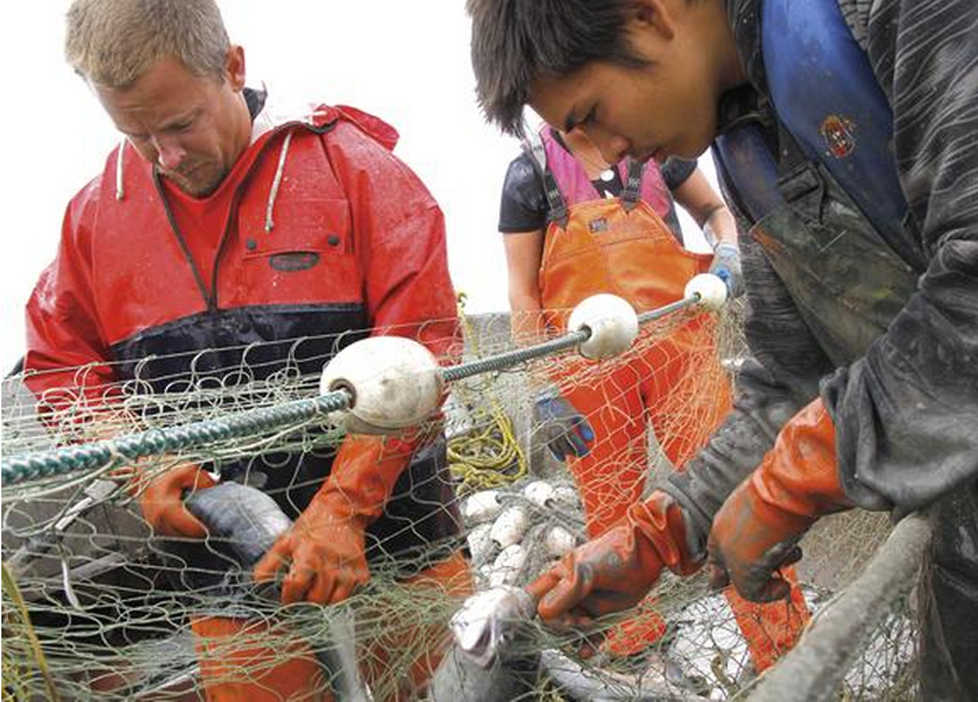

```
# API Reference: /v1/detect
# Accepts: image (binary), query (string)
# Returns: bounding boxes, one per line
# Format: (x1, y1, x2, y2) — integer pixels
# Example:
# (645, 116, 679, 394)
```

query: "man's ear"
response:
(631, 0, 676, 42)
(225, 45, 246, 92)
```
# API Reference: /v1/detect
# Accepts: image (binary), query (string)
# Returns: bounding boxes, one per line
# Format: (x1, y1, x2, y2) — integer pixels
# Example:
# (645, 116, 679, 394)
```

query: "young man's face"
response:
(530, 0, 741, 165)
(94, 49, 251, 197)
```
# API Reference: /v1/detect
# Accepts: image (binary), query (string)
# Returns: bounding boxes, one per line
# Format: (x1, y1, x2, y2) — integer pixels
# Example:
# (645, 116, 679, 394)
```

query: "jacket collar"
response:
(725, 0, 765, 89)
(717, 0, 774, 134)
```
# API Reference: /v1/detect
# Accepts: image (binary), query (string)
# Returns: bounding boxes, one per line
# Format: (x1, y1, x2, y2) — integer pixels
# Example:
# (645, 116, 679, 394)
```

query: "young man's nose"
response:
(605, 135, 632, 164)
(586, 129, 630, 165)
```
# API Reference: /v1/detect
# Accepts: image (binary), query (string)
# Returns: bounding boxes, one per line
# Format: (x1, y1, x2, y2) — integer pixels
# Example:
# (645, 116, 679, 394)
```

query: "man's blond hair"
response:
(65, 0, 230, 88)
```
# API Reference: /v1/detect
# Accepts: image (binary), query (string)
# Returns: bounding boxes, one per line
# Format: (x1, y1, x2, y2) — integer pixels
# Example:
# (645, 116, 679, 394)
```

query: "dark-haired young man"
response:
(468, 0, 978, 697)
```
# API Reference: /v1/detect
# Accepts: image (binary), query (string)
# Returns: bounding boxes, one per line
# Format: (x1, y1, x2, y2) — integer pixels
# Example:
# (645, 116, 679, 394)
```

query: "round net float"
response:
(489, 544, 528, 588)
(466, 522, 495, 566)
(462, 489, 504, 523)
(552, 484, 581, 508)
(489, 505, 530, 549)
(318, 335, 444, 434)
(685, 272, 728, 311)
(545, 525, 577, 558)
(522, 480, 556, 509)
(567, 293, 639, 360)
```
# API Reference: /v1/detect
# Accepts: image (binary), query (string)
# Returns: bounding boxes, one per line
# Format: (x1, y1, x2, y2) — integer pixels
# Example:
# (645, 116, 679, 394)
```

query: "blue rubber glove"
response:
(533, 388, 595, 461)
(708, 242, 744, 299)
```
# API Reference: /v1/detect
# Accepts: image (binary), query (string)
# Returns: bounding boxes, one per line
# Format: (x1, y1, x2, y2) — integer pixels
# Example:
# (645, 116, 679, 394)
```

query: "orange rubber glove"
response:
(253, 434, 415, 605)
(707, 399, 852, 602)
(139, 463, 217, 538)
(526, 491, 700, 628)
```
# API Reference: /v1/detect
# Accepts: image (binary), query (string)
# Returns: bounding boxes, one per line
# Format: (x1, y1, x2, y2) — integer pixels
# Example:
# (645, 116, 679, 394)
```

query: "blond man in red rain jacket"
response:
(24, 1, 470, 698)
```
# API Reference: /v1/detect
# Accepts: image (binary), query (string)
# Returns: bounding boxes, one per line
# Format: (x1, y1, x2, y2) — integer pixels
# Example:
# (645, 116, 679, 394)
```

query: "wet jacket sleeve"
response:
(319, 121, 460, 515)
(661, 158, 697, 191)
(23, 181, 116, 411)
(324, 122, 460, 362)
(663, 228, 836, 555)
(669, 0, 978, 547)
(821, 0, 978, 514)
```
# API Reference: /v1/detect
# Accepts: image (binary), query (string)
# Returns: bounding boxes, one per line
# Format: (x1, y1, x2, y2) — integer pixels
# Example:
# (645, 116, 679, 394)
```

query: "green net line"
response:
(2, 391, 352, 486)
(4, 294, 701, 487)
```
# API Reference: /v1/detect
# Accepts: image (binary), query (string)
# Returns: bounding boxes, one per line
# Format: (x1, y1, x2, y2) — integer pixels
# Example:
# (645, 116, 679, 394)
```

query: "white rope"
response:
(265, 130, 294, 232)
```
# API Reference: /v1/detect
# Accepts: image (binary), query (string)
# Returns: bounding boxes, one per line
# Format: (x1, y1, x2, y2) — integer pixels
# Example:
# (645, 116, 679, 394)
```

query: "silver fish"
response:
(184, 481, 291, 566)
(539, 648, 711, 702)
(427, 645, 537, 702)
(450, 586, 537, 669)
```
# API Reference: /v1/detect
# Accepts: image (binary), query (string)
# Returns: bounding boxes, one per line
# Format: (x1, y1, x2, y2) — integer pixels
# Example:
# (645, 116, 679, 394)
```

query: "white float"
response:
(552, 484, 581, 508)
(489, 505, 530, 549)
(522, 480, 556, 509)
(685, 273, 728, 311)
(488, 544, 528, 587)
(462, 490, 504, 523)
(318, 336, 444, 434)
(545, 525, 578, 558)
(466, 522, 495, 566)
(567, 294, 639, 360)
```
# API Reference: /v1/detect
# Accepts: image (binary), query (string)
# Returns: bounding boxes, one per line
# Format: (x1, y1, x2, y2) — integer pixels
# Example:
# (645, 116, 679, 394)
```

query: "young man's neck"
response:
(709, 0, 749, 94)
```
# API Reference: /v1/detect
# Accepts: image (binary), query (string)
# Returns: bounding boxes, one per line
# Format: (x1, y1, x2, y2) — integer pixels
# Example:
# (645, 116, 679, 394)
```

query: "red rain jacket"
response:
(21, 100, 462, 561)
(25, 101, 458, 401)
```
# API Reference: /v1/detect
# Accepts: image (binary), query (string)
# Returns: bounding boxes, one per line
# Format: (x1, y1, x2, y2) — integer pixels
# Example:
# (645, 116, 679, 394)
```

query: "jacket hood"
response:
(112, 92, 401, 210)
(252, 96, 400, 151)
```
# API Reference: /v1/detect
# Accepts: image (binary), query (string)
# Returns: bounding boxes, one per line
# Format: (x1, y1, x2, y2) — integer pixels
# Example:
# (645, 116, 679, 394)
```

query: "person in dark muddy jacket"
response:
(467, 0, 978, 697)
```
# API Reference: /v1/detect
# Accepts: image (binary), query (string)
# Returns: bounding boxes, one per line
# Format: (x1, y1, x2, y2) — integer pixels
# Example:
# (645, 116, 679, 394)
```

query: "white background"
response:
(0, 1, 718, 372)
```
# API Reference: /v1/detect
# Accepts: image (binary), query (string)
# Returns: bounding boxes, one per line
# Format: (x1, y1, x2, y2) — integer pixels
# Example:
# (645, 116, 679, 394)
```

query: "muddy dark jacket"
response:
(666, 0, 978, 552)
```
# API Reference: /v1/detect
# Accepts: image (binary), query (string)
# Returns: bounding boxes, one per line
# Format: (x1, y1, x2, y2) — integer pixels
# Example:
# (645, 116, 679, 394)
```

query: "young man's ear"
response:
(632, 0, 677, 42)
(225, 45, 246, 92)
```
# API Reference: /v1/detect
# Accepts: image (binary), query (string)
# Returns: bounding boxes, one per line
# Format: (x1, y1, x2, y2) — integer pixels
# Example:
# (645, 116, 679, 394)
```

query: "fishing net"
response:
(1, 299, 917, 701)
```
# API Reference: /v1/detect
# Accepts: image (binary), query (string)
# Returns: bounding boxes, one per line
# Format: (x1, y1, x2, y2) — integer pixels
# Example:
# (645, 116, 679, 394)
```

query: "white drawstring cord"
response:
(265, 130, 294, 232)
(115, 139, 127, 200)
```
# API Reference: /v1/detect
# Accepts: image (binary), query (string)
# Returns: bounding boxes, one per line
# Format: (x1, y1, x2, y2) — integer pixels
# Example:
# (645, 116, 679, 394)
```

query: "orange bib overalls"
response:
(529, 127, 807, 668)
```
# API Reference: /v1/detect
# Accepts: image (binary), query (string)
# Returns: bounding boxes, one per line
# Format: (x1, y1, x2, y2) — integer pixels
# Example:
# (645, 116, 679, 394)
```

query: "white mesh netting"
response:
(2, 302, 918, 701)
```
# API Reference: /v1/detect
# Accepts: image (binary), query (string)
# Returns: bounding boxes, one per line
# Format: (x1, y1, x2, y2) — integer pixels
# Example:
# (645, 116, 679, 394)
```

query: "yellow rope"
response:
(447, 294, 527, 494)
(2, 563, 61, 701)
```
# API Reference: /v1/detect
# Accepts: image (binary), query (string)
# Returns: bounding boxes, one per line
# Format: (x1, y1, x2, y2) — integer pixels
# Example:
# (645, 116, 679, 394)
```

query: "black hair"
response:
(466, 0, 647, 136)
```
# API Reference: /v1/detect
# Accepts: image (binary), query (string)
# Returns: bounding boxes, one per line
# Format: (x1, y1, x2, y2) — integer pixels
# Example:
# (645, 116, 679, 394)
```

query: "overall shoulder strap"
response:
(620, 159, 644, 212)
(760, 0, 907, 236)
(521, 123, 569, 228)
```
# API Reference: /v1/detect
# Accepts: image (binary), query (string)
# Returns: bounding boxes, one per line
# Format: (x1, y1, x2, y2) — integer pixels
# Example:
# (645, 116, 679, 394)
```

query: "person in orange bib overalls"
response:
(499, 122, 808, 670)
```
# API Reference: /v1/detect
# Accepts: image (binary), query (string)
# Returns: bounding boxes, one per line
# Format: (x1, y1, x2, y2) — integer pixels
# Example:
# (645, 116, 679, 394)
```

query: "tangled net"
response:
(2, 300, 917, 701)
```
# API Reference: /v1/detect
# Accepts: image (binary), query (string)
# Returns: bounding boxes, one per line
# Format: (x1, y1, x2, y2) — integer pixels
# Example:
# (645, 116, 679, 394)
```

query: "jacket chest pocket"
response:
(772, 163, 917, 295)
(230, 199, 363, 307)
(751, 168, 918, 361)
